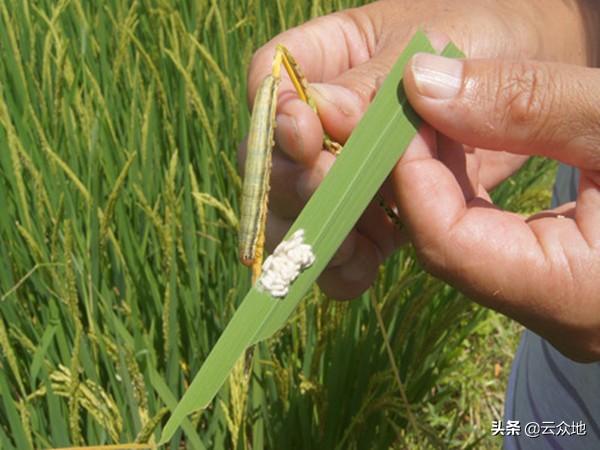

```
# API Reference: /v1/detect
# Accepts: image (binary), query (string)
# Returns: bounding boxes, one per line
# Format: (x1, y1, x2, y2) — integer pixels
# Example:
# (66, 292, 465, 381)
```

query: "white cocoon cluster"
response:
(258, 229, 315, 298)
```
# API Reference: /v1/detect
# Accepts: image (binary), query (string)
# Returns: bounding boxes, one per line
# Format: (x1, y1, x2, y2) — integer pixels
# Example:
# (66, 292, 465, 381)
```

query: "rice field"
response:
(0, 1, 555, 449)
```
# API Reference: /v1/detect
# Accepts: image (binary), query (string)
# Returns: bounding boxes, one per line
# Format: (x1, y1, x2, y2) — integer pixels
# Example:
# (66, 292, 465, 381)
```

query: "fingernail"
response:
(410, 54, 463, 99)
(309, 83, 362, 117)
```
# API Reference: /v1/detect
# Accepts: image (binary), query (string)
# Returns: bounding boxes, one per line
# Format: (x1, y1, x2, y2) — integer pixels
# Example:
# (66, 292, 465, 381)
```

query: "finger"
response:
(475, 150, 529, 190)
(305, 51, 401, 144)
(269, 151, 407, 272)
(403, 55, 600, 170)
(265, 212, 383, 301)
(355, 195, 402, 259)
(395, 131, 538, 308)
(576, 171, 600, 246)
(307, 82, 365, 145)
(247, 11, 375, 107)
(309, 33, 451, 145)
(376, 179, 410, 248)
(265, 212, 362, 276)
(264, 212, 293, 256)
(393, 109, 600, 358)
(317, 232, 382, 300)
(394, 125, 515, 297)
(269, 149, 336, 218)
(436, 134, 479, 201)
(527, 201, 575, 222)
(274, 100, 324, 167)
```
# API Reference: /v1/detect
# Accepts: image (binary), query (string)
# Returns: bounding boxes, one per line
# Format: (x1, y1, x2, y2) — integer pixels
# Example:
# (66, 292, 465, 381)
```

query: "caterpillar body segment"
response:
(239, 73, 280, 281)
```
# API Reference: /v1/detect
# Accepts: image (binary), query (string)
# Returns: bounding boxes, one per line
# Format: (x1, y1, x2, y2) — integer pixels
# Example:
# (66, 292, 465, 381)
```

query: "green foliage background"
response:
(0, 0, 554, 448)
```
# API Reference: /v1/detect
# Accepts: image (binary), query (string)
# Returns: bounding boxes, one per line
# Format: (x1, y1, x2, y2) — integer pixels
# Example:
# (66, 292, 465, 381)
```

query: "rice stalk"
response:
(100, 151, 137, 244)
(0, 92, 33, 231)
(161, 151, 179, 363)
(0, 263, 63, 302)
(164, 48, 217, 154)
(220, 150, 242, 193)
(0, 316, 25, 396)
(14, 128, 52, 223)
(187, 34, 239, 133)
(51, 445, 155, 450)
(51, 365, 123, 443)
(192, 192, 238, 229)
(64, 220, 83, 445)
(82, 66, 118, 145)
(17, 400, 34, 450)
(8, 325, 36, 353)
(42, 142, 92, 203)
(219, 357, 251, 448)
(188, 166, 208, 232)
(210, 0, 230, 73)
(139, 84, 154, 167)
(134, 407, 168, 444)
(0, 3, 31, 103)
(125, 350, 149, 422)
(370, 293, 419, 441)
(123, 26, 176, 151)
(275, 0, 287, 31)
(111, 0, 140, 79)
(50, 194, 65, 263)
(32, 0, 69, 89)
(15, 222, 46, 263)
(133, 186, 165, 239)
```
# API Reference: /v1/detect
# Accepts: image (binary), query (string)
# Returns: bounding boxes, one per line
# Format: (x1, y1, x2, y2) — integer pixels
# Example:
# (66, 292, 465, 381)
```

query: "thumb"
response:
(312, 33, 450, 144)
(307, 51, 399, 144)
(403, 54, 600, 171)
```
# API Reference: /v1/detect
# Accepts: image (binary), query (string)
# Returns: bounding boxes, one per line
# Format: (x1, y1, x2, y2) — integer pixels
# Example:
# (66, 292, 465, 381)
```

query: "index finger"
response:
(247, 10, 375, 107)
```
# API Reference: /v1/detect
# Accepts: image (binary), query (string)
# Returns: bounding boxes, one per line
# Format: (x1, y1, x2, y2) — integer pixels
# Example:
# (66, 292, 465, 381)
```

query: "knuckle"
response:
(347, 61, 389, 104)
(569, 108, 600, 170)
(338, 7, 378, 60)
(495, 62, 558, 142)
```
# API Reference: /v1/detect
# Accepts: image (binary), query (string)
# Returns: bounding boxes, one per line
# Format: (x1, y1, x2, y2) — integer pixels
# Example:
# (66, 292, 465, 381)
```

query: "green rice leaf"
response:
(149, 367, 206, 450)
(29, 323, 57, 385)
(159, 31, 464, 444)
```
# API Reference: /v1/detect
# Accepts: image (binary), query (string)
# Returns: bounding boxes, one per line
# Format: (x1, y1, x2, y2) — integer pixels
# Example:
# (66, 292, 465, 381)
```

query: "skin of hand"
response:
(240, 0, 600, 300)
(398, 54, 600, 362)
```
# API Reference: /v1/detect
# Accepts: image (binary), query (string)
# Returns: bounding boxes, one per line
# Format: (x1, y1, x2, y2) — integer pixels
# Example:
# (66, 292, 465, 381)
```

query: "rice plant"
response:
(0, 1, 554, 449)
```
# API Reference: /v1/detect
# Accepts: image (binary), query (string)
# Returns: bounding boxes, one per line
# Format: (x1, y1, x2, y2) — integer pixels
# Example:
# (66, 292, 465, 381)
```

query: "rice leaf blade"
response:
(252, 41, 424, 342)
(159, 293, 274, 443)
(159, 30, 453, 444)
(254, 38, 464, 341)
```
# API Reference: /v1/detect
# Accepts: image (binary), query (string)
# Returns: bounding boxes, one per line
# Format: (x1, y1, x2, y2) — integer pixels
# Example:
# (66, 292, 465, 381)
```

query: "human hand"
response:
(240, 0, 598, 299)
(397, 54, 600, 361)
